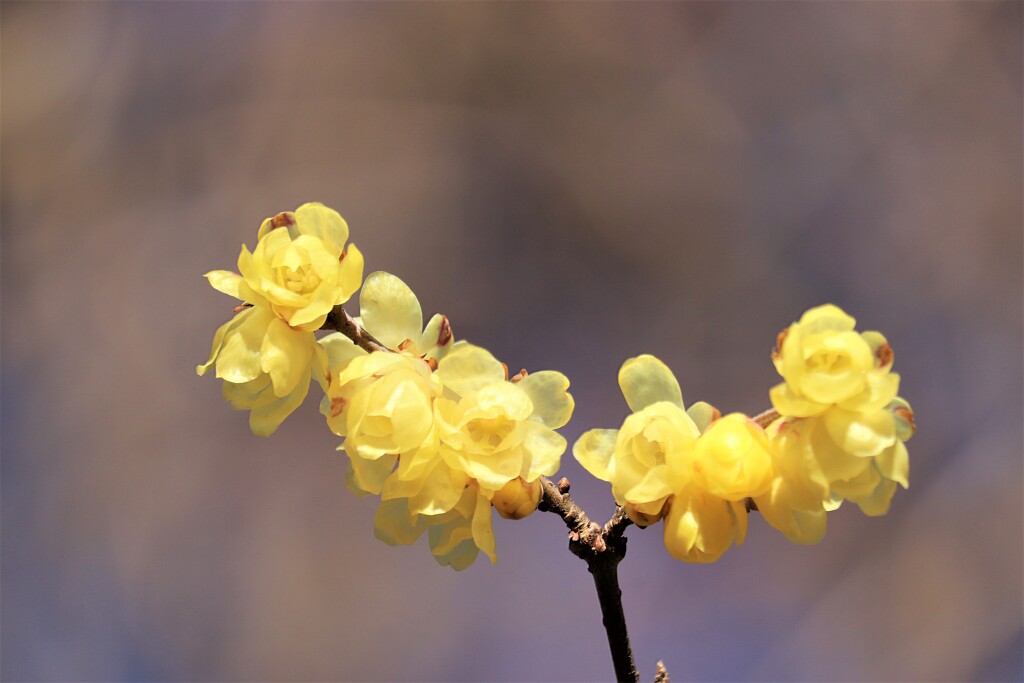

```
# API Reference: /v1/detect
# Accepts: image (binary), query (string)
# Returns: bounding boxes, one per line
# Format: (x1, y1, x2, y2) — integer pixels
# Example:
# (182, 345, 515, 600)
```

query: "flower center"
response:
(282, 264, 321, 293)
(466, 416, 514, 449)
(807, 351, 850, 374)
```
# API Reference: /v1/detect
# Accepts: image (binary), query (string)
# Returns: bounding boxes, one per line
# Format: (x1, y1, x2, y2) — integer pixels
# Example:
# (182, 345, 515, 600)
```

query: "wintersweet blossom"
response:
(197, 203, 364, 435)
(321, 274, 573, 569)
(575, 355, 771, 562)
(763, 304, 915, 524)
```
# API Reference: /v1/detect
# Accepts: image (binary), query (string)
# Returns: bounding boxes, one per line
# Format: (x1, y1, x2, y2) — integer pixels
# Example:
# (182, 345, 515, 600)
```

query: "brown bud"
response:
(270, 211, 296, 229)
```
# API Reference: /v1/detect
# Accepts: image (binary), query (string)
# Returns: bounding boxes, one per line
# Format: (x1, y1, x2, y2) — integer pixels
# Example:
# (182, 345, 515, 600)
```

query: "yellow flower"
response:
(323, 351, 442, 461)
(373, 484, 496, 570)
(662, 487, 748, 564)
(197, 203, 365, 435)
(197, 304, 327, 436)
(770, 304, 899, 417)
(434, 343, 573, 492)
(689, 414, 774, 501)
(205, 202, 365, 331)
(574, 355, 699, 526)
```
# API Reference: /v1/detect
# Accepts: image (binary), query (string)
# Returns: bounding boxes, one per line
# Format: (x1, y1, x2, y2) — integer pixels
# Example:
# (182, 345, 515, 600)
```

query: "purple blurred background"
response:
(2, 2, 1021, 681)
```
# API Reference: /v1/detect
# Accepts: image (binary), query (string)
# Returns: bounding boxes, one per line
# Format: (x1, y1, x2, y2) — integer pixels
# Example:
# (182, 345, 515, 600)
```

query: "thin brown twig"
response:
(538, 476, 638, 683)
(321, 305, 390, 353)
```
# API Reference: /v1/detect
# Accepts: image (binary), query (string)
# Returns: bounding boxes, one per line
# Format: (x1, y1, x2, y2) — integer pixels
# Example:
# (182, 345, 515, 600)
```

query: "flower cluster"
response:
(757, 305, 915, 540)
(320, 273, 573, 569)
(198, 205, 574, 569)
(574, 305, 914, 563)
(197, 203, 364, 435)
(198, 205, 913, 570)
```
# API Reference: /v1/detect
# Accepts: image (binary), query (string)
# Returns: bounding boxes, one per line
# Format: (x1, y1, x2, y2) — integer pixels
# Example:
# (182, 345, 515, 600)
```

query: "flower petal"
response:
(216, 306, 273, 384)
(374, 498, 427, 545)
(518, 371, 575, 429)
(436, 343, 505, 397)
(259, 317, 315, 397)
(471, 491, 496, 564)
(359, 271, 423, 350)
(572, 429, 619, 481)
(618, 355, 684, 412)
(204, 270, 243, 299)
(295, 202, 350, 249)
(520, 422, 567, 480)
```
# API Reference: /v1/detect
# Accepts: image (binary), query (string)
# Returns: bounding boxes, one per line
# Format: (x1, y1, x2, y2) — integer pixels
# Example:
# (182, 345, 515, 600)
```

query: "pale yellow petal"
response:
(260, 317, 315, 397)
(518, 371, 575, 429)
(572, 429, 619, 482)
(197, 308, 249, 376)
(471, 492, 497, 564)
(339, 243, 365, 302)
(618, 355, 684, 412)
(436, 343, 505, 397)
(374, 498, 427, 546)
(204, 270, 243, 299)
(823, 407, 897, 457)
(295, 202, 350, 249)
(318, 332, 367, 374)
(215, 306, 273, 384)
(359, 271, 424, 350)
(769, 383, 829, 418)
(685, 401, 720, 434)
(418, 314, 454, 361)
(520, 422, 567, 480)
(875, 440, 909, 488)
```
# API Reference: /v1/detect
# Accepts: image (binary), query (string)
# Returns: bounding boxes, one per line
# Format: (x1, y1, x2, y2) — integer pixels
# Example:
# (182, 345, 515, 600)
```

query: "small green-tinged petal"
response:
(374, 498, 427, 546)
(216, 306, 273, 384)
(572, 429, 619, 481)
(471, 492, 496, 564)
(618, 355, 684, 412)
(260, 317, 315, 397)
(518, 371, 575, 429)
(875, 440, 909, 488)
(436, 343, 505, 397)
(359, 272, 424, 350)
(418, 314, 454, 361)
(347, 451, 398, 496)
(686, 402, 720, 434)
(823, 407, 896, 457)
(888, 397, 916, 442)
(856, 475, 898, 516)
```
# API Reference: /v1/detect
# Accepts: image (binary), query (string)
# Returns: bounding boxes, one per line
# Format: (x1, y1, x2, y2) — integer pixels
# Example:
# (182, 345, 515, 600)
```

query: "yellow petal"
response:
(339, 243, 365, 303)
(197, 308, 250, 376)
(823, 407, 897, 457)
(520, 422, 566, 480)
(769, 383, 829, 418)
(518, 371, 575, 429)
(295, 202, 350, 249)
(318, 332, 367, 374)
(215, 306, 273, 384)
(618, 355, 684, 412)
(358, 271, 424, 350)
(685, 401, 720, 434)
(436, 343, 505, 397)
(572, 429, 619, 481)
(418, 314, 454, 361)
(204, 270, 243, 299)
(875, 440, 909, 488)
(260, 317, 315, 397)
(347, 451, 398, 495)
(373, 498, 427, 546)
(471, 491, 497, 564)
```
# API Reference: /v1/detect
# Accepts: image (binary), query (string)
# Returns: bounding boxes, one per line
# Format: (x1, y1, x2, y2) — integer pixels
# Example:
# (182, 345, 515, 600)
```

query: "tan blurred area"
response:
(2, 2, 1021, 681)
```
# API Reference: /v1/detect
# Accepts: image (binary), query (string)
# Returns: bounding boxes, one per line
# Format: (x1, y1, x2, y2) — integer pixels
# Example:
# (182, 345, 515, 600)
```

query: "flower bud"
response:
(492, 477, 542, 520)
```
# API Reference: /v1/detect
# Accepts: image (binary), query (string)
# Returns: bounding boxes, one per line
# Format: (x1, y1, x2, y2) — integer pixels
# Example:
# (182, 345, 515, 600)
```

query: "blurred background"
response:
(2, 2, 1021, 681)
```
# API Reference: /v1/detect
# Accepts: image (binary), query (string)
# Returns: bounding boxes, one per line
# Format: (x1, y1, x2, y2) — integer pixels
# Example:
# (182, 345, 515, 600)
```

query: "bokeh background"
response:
(3, 2, 1021, 681)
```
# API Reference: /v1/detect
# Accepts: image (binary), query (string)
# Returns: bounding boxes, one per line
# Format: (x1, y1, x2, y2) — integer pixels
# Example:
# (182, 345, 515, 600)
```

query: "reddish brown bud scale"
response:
(875, 342, 894, 368)
(436, 316, 452, 346)
(772, 328, 789, 360)
(270, 212, 295, 229)
(893, 405, 916, 433)
(330, 397, 347, 418)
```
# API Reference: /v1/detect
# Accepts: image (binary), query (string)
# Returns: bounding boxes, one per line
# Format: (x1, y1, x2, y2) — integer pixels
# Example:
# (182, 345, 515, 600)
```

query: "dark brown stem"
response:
(752, 407, 780, 429)
(321, 305, 390, 353)
(539, 476, 639, 683)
